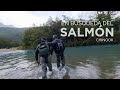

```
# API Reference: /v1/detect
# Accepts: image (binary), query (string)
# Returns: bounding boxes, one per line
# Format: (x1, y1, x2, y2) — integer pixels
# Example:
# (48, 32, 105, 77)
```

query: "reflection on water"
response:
(0, 44, 120, 79)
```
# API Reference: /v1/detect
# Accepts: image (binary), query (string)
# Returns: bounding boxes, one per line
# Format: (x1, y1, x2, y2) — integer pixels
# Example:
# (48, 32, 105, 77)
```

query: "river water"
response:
(0, 44, 120, 79)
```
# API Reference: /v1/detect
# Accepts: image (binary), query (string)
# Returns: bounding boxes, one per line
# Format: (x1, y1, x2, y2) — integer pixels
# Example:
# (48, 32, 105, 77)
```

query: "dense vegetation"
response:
(22, 11, 120, 49)
(1, 11, 120, 49)
(0, 27, 25, 42)
(0, 27, 25, 49)
(0, 38, 20, 49)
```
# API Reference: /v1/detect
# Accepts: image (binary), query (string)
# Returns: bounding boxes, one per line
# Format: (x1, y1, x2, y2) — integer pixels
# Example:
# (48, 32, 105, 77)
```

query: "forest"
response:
(22, 11, 120, 49)
(0, 38, 20, 49)
(1, 11, 120, 49)
(0, 27, 25, 49)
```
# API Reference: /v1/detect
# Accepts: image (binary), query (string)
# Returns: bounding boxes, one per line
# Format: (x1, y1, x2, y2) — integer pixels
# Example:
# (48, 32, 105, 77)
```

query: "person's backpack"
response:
(56, 39, 64, 51)
(38, 42, 50, 56)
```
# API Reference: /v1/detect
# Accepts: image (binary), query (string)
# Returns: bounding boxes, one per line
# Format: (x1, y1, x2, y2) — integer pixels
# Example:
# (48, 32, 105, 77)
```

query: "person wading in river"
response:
(35, 37, 53, 79)
(49, 35, 65, 71)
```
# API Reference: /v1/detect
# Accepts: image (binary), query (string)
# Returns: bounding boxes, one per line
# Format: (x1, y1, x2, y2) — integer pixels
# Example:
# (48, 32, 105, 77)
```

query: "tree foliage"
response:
(22, 11, 120, 49)
(0, 38, 20, 49)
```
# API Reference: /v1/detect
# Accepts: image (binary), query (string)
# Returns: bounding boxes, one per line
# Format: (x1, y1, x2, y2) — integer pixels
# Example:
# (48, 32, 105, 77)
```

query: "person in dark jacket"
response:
(49, 35, 65, 70)
(35, 37, 53, 79)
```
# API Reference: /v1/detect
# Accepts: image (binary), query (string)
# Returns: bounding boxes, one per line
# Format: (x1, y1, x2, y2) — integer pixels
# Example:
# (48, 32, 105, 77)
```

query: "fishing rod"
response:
(30, 49, 35, 57)
(29, 38, 39, 58)
(29, 49, 41, 65)
(29, 37, 50, 65)
(29, 38, 40, 65)
(30, 39, 41, 65)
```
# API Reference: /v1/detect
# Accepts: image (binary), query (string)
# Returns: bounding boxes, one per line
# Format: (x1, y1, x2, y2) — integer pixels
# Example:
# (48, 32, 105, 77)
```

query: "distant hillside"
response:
(0, 22, 16, 28)
(0, 27, 26, 42)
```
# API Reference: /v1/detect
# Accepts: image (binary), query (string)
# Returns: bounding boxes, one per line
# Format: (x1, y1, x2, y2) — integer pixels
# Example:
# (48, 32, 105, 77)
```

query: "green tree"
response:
(22, 12, 120, 49)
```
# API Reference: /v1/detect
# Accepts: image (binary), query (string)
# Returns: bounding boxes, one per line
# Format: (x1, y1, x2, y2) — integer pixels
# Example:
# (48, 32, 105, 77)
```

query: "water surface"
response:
(0, 44, 120, 79)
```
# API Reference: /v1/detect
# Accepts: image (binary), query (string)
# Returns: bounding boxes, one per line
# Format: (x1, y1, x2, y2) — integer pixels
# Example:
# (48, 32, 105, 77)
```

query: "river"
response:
(0, 44, 120, 79)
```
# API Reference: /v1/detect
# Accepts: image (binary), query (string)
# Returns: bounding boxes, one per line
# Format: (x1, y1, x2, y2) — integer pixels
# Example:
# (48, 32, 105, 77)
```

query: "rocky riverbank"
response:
(0, 47, 18, 52)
